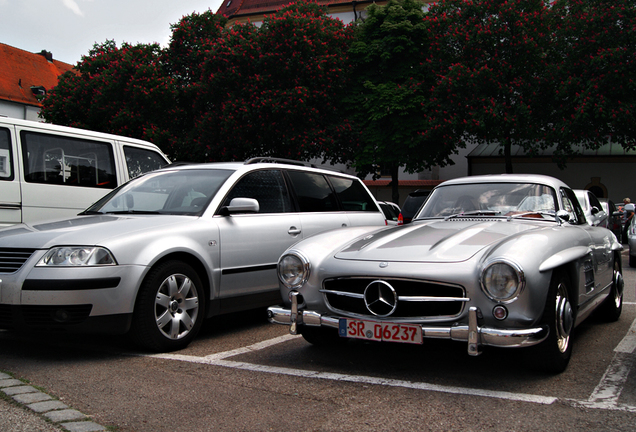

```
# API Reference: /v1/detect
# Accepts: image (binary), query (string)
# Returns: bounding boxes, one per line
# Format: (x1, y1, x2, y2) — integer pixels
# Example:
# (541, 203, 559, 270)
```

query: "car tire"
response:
(300, 326, 345, 346)
(130, 260, 205, 352)
(531, 269, 575, 373)
(597, 258, 623, 322)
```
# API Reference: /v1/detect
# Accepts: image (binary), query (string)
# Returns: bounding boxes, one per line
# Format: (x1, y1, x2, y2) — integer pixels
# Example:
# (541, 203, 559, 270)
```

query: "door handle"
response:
(288, 226, 301, 236)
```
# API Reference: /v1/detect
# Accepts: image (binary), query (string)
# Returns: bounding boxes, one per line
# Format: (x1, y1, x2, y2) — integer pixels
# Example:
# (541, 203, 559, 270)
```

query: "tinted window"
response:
(287, 171, 338, 212)
(223, 170, 292, 213)
(124, 146, 168, 179)
(328, 176, 378, 212)
(0, 128, 13, 181)
(21, 131, 116, 189)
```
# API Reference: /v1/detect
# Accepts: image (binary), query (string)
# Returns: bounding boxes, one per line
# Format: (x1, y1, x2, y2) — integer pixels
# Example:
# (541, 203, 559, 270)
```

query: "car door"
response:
(285, 170, 351, 236)
(216, 169, 301, 303)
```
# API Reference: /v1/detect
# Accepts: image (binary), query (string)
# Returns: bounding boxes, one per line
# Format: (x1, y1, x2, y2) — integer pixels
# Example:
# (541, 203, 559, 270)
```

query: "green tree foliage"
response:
(40, 40, 181, 157)
(424, 0, 553, 173)
(192, 1, 353, 162)
(343, 0, 442, 203)
(550, 0, 636, 153)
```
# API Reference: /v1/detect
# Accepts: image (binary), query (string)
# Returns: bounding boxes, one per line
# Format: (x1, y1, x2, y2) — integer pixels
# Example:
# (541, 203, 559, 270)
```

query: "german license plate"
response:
(338, 318, 422, 344)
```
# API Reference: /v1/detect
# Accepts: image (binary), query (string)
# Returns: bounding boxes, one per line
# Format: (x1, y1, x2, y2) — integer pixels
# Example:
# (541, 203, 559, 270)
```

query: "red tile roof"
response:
(216, 0, 368, 19)
(0, 43, 75, 107)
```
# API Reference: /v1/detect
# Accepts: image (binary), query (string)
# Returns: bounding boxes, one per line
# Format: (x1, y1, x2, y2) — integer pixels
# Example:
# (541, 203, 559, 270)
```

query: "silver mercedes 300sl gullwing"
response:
(268, 174, 624, 372)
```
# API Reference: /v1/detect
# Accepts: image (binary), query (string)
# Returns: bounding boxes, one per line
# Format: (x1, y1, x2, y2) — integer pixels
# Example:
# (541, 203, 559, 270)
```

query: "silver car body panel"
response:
(268, 174, 622, 353)
(0, 161, 386, 334)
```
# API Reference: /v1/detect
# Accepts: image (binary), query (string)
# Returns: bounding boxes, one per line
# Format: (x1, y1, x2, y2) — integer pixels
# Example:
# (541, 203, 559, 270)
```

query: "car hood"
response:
(0, 215, 192, 249)
(335, 219, 546, 263)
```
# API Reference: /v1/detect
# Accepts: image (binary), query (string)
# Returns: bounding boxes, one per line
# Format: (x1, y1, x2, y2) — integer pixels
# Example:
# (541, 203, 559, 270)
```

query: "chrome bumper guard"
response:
(267, 297, 549, 356)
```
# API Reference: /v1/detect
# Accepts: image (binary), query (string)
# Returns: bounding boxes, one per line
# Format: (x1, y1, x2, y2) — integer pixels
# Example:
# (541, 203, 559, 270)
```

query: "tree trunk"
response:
(391, 164, 400, 204)
(504, 138, 513, 174)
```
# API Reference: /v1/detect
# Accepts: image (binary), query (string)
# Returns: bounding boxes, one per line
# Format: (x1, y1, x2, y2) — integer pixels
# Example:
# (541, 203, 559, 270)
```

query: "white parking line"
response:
(585, 317, 636, 410)
(147, 317, 636, 413)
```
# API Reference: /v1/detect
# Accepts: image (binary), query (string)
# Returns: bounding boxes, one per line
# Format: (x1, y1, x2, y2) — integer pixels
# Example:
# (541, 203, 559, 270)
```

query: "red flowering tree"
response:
(40, 41, 181, 157)
(342, 0, 441, 203)
(550, 0, 636, 154)
(192, 1, 354, 162)
(424, 0, 554, 173)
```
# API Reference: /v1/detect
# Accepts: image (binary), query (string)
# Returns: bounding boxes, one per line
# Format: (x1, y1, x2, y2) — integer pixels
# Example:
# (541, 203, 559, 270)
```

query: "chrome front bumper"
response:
(267, 301, 549, 356)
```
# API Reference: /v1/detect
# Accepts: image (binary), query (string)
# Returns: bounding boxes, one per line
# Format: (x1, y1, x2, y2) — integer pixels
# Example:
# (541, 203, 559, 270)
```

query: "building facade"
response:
(0, 43, 74, 121)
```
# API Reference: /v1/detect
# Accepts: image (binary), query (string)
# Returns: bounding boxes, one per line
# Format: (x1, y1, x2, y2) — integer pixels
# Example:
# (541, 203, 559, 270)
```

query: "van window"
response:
(21, 131, 116, 189)
(287, 171, 339, 212)
(124, 145, 168, 179)
(0, 128, 13, 181)
(328, 175, 378, 211)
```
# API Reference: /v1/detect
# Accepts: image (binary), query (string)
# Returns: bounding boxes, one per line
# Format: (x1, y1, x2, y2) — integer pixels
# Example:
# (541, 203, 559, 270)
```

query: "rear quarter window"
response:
(123, 145, 168, 179)
(328, 175, 378, 212)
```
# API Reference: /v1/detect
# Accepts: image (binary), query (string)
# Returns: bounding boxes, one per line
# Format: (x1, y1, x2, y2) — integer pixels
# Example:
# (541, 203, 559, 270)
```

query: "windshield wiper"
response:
(444, 210, 502, 220)
(77, 210, 103, 215)
(105, 210, 162, 215)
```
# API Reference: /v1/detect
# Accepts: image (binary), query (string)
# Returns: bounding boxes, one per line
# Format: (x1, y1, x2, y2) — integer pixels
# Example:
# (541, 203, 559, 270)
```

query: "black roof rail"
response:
(244, 157, 316, 167)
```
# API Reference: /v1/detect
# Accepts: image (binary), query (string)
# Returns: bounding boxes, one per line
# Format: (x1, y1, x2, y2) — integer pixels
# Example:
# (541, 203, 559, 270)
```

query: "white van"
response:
(0, 118, 170, 226)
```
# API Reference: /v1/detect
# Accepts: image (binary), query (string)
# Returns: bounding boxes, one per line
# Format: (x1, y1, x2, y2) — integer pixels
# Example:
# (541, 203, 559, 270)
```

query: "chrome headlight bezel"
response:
(277, 251, 310, 289)
(36, 247, 117, 267)
(480, 259, 525, 303)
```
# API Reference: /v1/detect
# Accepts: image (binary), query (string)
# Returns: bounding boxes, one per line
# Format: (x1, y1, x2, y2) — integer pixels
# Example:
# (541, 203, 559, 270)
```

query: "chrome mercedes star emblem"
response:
(363, 280, 398, 317)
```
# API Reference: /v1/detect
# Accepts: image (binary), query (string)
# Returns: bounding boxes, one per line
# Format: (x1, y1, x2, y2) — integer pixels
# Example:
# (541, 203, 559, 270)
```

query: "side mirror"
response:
(219, 197, 259, 216)
(591, 207, 600, 215)
(556, 210, 570, 222)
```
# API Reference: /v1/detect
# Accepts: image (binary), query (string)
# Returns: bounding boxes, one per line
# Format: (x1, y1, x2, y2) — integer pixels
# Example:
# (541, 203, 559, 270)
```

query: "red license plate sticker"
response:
(338, 319, 422, 344)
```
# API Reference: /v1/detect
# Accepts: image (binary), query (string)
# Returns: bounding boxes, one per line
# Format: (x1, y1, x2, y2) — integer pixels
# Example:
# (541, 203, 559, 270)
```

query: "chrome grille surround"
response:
(0, 248, 37, 273)
(321, 277, 468, 320)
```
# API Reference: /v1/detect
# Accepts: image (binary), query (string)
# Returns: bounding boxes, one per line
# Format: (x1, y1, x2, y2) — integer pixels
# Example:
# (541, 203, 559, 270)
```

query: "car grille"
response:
(321, 277, 467, 320)
(0, 248, 37, 273)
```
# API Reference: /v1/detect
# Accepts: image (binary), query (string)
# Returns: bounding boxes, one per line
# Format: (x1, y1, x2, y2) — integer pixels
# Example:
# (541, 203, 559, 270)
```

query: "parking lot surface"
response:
(1, 252, 636, 431)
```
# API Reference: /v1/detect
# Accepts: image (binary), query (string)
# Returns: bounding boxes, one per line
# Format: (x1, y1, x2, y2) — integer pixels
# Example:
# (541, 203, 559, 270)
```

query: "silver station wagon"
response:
(268, 174, 624, 373)
(0, 158, 385, 351)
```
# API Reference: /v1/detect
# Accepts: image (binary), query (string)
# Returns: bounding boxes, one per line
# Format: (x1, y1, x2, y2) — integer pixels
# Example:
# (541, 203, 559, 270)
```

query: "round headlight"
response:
(480, 260, 525, 303)
(277, 252, 310, 289)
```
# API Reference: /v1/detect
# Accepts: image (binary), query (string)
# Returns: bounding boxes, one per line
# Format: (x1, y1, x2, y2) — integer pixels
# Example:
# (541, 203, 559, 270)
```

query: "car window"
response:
(380, 203, 399, 221)
(21, 131, 117, 189)
(123, 146, 168, 179)
(287, 171, 339, 212)
(0, 127, 13, 181)
(560, 188, 585, 225)
(328, 175, 378, 212)
(419, 183, 556, 217)
(588, 192, 603, 212)
(223, 170, 292, 213)
(87, 169, 233, 215)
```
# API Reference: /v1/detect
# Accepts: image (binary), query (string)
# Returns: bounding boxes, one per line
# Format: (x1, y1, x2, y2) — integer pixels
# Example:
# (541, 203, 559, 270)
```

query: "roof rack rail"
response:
(244, 157, 316, 167)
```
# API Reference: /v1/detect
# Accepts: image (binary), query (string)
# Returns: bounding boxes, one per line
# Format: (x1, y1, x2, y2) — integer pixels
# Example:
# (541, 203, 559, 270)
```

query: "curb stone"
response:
(0, 372, 107, 431)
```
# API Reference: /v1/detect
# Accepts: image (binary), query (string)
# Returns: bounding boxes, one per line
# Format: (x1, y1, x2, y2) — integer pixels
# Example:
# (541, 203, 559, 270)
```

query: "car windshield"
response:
(82, 169, 233, 216)
(416, 182, 557, 219)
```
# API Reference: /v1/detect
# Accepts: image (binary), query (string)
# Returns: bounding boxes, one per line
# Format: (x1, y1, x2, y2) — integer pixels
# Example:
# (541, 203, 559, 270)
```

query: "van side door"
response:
(0, 126, 21, 226)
